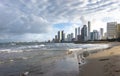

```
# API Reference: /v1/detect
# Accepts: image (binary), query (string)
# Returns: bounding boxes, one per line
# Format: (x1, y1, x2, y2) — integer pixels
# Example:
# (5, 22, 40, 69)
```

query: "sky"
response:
(0, 0, 120, 42)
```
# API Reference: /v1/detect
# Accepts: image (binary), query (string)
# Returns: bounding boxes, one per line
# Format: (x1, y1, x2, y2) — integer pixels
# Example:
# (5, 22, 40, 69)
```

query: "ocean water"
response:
(0, 43, 110, 76)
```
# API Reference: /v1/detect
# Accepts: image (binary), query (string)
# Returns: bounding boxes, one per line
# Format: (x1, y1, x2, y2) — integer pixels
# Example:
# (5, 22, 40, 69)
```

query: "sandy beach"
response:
(0, 43, 119, 76)
(80, 43, 120, 76)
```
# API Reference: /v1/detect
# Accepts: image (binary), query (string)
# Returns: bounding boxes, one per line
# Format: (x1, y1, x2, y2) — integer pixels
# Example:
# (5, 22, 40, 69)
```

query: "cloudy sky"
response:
(0, 0, 120, 42)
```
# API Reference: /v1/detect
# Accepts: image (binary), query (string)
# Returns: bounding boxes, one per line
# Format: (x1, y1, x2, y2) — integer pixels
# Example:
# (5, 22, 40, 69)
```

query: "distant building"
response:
(88, 21, 91, 40)
(81, 25, 87, 41)
(91, 30, 99, 41)
(117, 24, 120, 39)
(107, 22, 117, 39)
(100, 28, 104, 40)
(78, 27, 80, 35)
(67, 34, 71, 41)
(67, 33, 74, 42)
(75, 28, 78, 40)
(55, 35, 58, 42)
(92, 30, 99, 40)
(90, 32, 94, 40)
(103, 32, 107, 40)
(70, 33, 74, 41)
(77, 35, 81, 41)
(58, 31, 61, 42)
(61, 30, 65, 42)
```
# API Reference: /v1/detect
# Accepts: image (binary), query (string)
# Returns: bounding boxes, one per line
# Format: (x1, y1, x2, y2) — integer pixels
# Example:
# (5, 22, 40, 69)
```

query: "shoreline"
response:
(80, 42, 120, 76)
(0, 42, 119, 76)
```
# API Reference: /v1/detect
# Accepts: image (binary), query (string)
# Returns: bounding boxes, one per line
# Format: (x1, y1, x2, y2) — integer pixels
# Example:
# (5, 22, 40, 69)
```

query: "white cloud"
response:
(0, 0, 120, 42)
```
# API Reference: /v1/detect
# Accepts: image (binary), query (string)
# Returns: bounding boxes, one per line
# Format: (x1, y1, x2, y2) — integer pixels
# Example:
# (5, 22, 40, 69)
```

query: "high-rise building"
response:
(75, 28, 78, 40)
(55, 35, 58, 42)
(67, 34, 71, 41)
(70, 33, 74, 40)
(81, 25, 87, 41)
(88, 21, 91, 40)
(61, 30, 65, 42)
(78, 27, 81, 41)
(103, 32, 107, 40)
(78, 27, 80, 35)
(117, 24, 120, 39)
(67, 33, 74, 42)
(92, 30, 99, 40)
(100, 28, 104, 40)
(107, 22, 117, 39)
(58, 31, 61, 42)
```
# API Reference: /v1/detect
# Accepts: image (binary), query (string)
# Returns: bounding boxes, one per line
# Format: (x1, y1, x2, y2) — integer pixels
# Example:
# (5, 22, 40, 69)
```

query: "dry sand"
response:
(80, 45, 120, 76)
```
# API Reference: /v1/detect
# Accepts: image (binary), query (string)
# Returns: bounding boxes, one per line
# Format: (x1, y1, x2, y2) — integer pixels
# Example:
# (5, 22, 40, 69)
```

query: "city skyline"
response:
(52, 21, 120, 42)
(0, 0, 120, 42)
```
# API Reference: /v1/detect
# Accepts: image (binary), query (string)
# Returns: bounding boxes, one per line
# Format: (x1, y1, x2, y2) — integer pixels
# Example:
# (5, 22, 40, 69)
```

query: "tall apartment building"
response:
(78, 27, 80, 35)
(58, 31, 61, 42)
(100, 28, 104, 40)
(81, 25, 87, 41)
(93, 30, 99, 40)
(117, 24, 120, 39)
(107, 22, 117, 39)
(88, 21, 91, 40)
(61, 30, 65, 42)
(75, 28, 78, 40)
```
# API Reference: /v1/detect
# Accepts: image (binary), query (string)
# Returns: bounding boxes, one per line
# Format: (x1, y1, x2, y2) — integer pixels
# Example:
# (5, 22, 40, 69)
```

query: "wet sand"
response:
(80, 44, 120, 76)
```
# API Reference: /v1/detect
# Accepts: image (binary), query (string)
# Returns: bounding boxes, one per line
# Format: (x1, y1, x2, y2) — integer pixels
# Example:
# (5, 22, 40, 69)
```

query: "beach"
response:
(80, 42, 120, 76)
(0, 43, 118, 76)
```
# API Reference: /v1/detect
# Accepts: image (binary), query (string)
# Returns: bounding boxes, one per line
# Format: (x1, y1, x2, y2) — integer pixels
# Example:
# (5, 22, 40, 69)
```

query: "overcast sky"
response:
(0, 0, 120, 42)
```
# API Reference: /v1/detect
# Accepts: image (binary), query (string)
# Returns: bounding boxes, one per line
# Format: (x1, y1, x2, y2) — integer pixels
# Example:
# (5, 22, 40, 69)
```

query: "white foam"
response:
(40, 44, 45, 47)
(24, 44, 45, 49)
(67, 44, 110, 55)
(68, 48, 83, 52)
(22, 57, 28, 60)
(21, 71, 29, 76)
(0, 49, 24, 53)
(11, 43, 16, 45)
(10, 59, 14, 62)
(84, 44, 110, 52)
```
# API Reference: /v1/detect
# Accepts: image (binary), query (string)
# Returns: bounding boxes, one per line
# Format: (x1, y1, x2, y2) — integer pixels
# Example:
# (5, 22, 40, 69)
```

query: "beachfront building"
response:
(100, 28, 104, 40)
(117, 24, 120, 39)
(78, 27, 80, 35)
(93, 30, 99, 40)
(107, 22, 117, 39)
(91, 30, 99, 41)
(67, 33, 73, 42)
(75, 28, 78, 41)
(58, 31, 61, 42)
(57, 30, 65, 42)
(81, 25, 87, 41)
(61, 30, 65, 42)
(88, 21, 91, 40)
(77, 27, 81, 41)
(67, 34, 70, 41)
(54, 35, 58, 42)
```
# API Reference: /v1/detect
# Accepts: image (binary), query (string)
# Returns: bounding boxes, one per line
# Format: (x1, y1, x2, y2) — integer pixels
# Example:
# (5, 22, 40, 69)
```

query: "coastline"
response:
(80, 42, 120, 76)
(0, 42, 119, 76)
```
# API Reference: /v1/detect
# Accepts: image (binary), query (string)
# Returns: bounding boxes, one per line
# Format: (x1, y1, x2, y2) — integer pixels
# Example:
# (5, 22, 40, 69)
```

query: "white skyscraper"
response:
(107, 22, 117, 39)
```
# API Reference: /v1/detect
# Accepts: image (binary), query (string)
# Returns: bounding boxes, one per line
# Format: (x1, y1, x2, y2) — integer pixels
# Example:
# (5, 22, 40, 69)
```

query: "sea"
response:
(0, 43, 110, 76)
